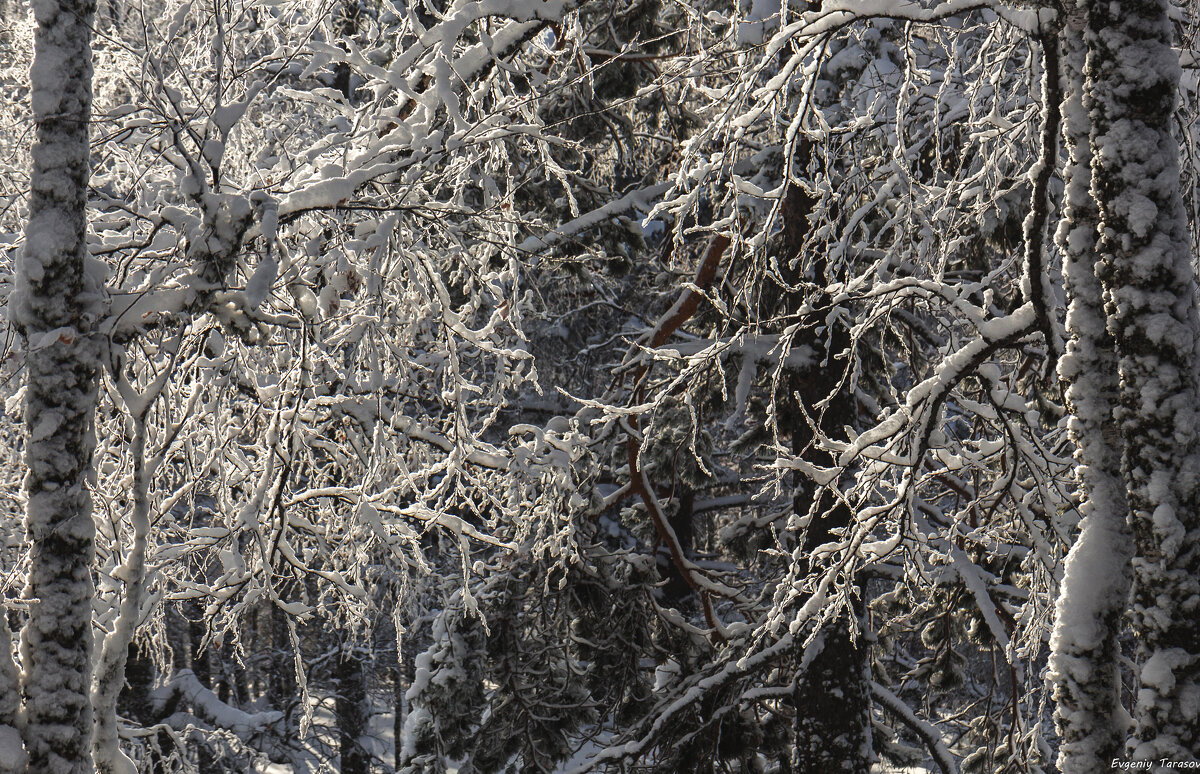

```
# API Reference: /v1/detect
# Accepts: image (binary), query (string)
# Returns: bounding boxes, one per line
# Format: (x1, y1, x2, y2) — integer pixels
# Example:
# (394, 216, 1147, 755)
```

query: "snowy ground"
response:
(258, 697, 396, 773)
(254, 697, 931, 774)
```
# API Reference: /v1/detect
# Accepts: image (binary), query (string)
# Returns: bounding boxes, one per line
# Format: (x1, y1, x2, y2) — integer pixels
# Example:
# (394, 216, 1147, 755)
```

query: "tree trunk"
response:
(188, 605, 218, 772)
(14, 0, 101, 769)
(781, 177, 873, 773)
(1048, 13, 1135, 772)
(269, 599, 298, 729)
(393, 635, 412, 774)
(659, 486, 695, 608)
(332, 0, 361, 102)
(118, 641, 172, 773)
(394, 662, 406, 773)
(787, 351, 873, 774)
(1082, 0, 1200, 760)
(336, 643, 370, 774)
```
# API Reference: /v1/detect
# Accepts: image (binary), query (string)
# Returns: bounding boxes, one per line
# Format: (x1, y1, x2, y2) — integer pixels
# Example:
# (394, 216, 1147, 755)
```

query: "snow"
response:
(28, 410, 63, 442)
(0, 729, 23, 768)
(518, 182, 673, 259)
(1140, 650, 1190, 694)
(0, 725, 25, 772)
(157, 671, 285, 737)
(289, 284, 320, 319)
(246, 257, 278, 309)
(652, 659, 681, 692)
(738, 0, 781, 44)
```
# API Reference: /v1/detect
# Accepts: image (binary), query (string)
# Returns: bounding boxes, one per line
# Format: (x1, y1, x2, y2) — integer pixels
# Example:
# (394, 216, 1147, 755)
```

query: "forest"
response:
(1, 0, 1199, 771)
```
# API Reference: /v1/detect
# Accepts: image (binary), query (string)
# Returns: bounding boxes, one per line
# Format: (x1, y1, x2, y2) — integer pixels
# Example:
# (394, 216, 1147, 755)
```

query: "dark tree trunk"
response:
(336, 643, 370, 774)
(119, 641, 173, 773)
(787, 355, 873, 774)
(332, 0, 361, 102)
(393, 646, 411, 774)
(269, 599, 298, 728)
(391, 611, 418, 774)
(780, 177, 873, 773)
(659, 486, 695, 607)
(187, 604, 218, 772)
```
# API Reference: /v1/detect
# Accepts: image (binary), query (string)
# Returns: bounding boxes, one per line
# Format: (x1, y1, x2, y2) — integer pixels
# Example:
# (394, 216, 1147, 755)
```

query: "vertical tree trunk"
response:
(0, 611, 24, 773)
(14, 0, 101, 770)
(781, 178, 873, 774)
(269, 599, 297, 728)
(1048, 13, 1135, 772)
(118, 641, 172, 773)
(791, 628, 872, 773)
(93, 415, 152, 774)
(659, 486, 695, 608)
(393, 618, 413, 774)
(335, 643, 370, 774)
(332, 0, 361, 102)
(188, 606, 218, 772)
(787, 349, 872, 774)
(1083, 0, 1200, 760)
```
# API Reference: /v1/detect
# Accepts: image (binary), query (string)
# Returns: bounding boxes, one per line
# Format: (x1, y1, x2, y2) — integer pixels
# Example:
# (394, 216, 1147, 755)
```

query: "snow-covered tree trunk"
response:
(12, 0, 102, 769)
(1047, 13, 1135, 772)
(0, 611, 24, 773)
(91, 414, 150, 774)
(1082, 0, 1200, 760)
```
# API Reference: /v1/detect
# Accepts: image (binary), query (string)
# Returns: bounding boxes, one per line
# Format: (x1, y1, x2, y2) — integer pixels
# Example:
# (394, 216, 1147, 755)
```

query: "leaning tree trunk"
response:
(13, 0, 102, 770)
(1082, 0, 1200, 760)
(1047, 12, 1135, 773)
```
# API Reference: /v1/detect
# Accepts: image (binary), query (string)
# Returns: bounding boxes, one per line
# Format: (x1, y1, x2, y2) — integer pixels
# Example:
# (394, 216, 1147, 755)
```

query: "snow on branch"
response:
(153, 670, 284, 739)
(872, 681, 959, 774)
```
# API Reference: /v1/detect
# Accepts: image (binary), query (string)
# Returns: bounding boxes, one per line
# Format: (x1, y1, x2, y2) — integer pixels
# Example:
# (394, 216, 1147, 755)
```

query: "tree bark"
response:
(14, 0, 102, 769)
(118, 641, 172, 773)
(336, 643, 370, 774)
(659, 486, 695, 608)
(1048, 12, 1135, 771)
(269, 599, 297, 728)
(187, 605, 218, 772)
(1082, 0, 1200, 760)
(780, 177, 873, 773)
(394, 663, 409, 773)
(787, 348, 872, 774)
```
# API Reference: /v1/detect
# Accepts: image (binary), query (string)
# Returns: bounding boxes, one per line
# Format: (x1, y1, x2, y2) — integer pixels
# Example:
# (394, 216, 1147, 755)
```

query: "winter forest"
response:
(4, 0, 1200, 771)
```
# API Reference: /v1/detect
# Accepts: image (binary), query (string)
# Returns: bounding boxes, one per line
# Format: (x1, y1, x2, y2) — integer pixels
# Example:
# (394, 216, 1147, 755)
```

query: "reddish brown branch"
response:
(649, 234, 731, 349)
(621, 233, 733, 643)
